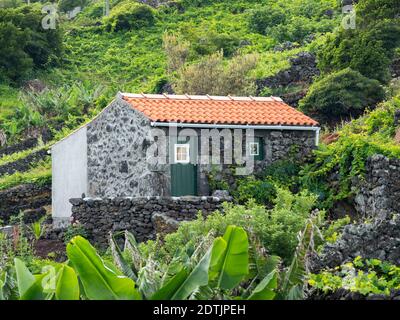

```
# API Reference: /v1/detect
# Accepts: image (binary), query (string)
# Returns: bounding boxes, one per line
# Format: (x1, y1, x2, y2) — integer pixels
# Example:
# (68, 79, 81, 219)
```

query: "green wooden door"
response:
(171, 137, 198, 196)
(171, 163, 197, 196)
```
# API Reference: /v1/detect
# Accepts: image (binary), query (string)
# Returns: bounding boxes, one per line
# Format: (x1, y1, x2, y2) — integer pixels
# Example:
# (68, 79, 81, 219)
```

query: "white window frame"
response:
(249, 142, 260, 156)
(174, 144, 190, 164)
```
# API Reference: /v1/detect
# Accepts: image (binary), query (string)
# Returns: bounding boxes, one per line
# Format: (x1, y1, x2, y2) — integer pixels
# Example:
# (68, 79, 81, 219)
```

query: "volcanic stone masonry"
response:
(311, 154, 400, 272)
(0, 183, 51, 224)
(70, 195, 232, 248)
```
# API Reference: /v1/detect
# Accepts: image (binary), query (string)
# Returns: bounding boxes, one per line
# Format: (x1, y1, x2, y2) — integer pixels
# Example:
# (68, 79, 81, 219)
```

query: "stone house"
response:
(51, 93, 319, 225)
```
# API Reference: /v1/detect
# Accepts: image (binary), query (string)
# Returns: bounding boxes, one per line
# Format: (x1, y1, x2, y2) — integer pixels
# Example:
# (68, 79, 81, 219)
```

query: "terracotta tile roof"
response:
(121, 93, 319, 127)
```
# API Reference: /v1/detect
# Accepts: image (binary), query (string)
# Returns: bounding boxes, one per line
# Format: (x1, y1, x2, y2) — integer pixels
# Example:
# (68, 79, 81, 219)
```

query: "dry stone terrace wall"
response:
(311, 154, 400, 272)
(70, 196, 232, 248)
(354, 154, 400, 219)
(0, 183, 51, 223)
(0, 149, 49, 176)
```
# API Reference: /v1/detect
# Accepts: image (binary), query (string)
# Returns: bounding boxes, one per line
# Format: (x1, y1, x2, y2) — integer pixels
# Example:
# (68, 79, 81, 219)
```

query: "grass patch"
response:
(0, 160, 51, 190)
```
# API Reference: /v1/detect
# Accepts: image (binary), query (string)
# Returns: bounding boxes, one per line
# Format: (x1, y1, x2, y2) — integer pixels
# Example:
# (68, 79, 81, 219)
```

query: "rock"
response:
(211, 190, 230, 199)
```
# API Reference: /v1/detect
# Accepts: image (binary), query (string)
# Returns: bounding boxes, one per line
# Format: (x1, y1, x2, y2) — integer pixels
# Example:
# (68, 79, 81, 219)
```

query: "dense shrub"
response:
(248, 6, 286, 35)
(0, 22, 32, 82)
(0, 4, 63, 82)
(192, 32, 241, 57)
(234, 176, 276, 205)
(106, 2, 156, 32)
(173, 51, 258, 95)
(142, 188, 319, 264)
(58, 0, 87, 13)
(317, 30, 397, 83)
(316, 0, 400, 83)
(299, 68, 385, 122)
(300, 95, 400, 208)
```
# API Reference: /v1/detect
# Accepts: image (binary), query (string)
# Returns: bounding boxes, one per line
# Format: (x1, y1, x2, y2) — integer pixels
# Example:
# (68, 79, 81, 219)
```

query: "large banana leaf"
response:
(14, 258, 44, 300)
(247, 270, 278, 300)
(169, 248, 213, 300)
(281, 216, 319, 300)
(151, 247, 213, 300)
(209, 226, 249, 290)
(55, 265, 80, 300)
(0, 272, 6, 300)
(150, 268, 189, 300)
(109, 232, 137, 281)
(67, 236, 141, 300)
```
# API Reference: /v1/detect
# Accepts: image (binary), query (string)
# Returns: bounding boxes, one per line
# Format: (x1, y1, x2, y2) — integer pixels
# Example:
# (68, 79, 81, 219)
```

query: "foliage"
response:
(0, 215, 33, 271)
(173, 50, 258, 95)
(58, 0, 88, 13)
(300, 95, 400, 208)
(308, 257, 400, 296)
(0, 22, 32, 82)
(0, 225, 296, 300)
(316, 0, 400, 83)
(299, 68, 385, 122)
(248, 5, 286, 35)
(0, 4, 63, 82)
(321, 216, 351, 245)
(0, 159, 51, 191)
(234, 176, 276, 205)
(63, 221, 87, 244)
(146, 188, 320, 265)
(29, 217, 47, 242)
(163, 32, 190, 74)
(105, 2, 156, 32)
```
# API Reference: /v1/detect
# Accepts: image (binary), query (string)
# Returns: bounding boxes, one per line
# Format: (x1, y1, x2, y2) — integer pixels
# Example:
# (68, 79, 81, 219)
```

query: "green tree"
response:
(0, 22, 32, 82)
(105, 2, 156, 32)
(299, 68, 385, 122)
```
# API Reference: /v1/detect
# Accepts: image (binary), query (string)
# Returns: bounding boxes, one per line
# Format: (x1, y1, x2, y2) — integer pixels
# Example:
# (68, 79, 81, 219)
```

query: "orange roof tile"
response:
(121, 93, 319, 127)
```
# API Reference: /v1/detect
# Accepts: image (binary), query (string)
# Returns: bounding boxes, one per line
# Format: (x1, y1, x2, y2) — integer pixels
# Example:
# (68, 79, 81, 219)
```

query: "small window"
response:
(248, 138, 264, 161)
(175, 144, 190, 163)
(249, 142, 260, 156)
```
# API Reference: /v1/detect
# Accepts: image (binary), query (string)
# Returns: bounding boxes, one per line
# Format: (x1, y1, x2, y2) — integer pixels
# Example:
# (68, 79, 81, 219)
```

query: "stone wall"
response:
(87, 99, 168, 198)
(311, 154, 400, 272)
(0, 128, 52, 158)
(354, 154, 400, 219)
(70, 195, 232, 247)
(0, 150, 49, 176)
(205, 129, 316, 192)
(311, 213, 400, 272)
(0, 183, 51, 223)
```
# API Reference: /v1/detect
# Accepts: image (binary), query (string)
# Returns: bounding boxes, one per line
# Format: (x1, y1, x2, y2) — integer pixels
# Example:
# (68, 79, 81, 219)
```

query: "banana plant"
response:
(1, 224, 318, 300)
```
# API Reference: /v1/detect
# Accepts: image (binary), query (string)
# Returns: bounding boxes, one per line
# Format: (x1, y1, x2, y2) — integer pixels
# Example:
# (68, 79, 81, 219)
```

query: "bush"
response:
(300, 95, 400, 208)
(316, 0, 400, 83)
(0, 22, 32, 82)
(106, 2, 156, 32)
(64, 221, 87, 244)
(0, 4, 63, 82)
(173, 51, 258, 95)
(234, 176, 276, 205)
(317, 31, 395, 83)
(299, 68, 385, 122)
(192, 32, 241, 58)
(248, 6, 286, 35)
(144, 188, 319, 265)
(58, 0, 87, 13)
